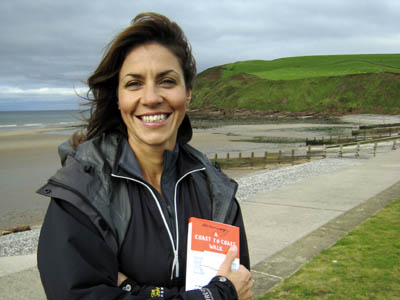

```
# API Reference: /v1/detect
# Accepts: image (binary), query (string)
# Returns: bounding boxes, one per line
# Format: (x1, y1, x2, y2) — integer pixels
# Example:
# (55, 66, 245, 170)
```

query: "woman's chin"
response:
(130, 134, 177, 150)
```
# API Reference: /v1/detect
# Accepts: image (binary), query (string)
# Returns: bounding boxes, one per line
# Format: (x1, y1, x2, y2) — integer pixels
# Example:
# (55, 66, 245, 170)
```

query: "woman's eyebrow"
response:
(124, 73, 142, 79)
(123, 70, 179, 79)
(156, 70, 178, 79)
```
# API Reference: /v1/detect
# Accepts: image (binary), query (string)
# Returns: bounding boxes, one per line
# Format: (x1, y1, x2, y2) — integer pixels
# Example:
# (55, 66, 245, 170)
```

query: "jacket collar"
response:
(113, 137, 204, 182)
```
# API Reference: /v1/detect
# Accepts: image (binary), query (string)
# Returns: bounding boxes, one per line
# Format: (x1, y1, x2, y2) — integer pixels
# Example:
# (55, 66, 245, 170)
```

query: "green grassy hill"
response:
(191, 54, 400, 115)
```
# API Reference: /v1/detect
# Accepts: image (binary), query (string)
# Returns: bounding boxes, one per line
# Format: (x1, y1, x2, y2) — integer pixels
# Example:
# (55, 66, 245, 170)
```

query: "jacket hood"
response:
(177, 113, 192, 145)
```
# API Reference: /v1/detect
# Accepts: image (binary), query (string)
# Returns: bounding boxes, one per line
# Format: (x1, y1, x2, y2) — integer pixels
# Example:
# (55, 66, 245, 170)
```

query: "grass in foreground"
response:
(258, 197, 400, 300)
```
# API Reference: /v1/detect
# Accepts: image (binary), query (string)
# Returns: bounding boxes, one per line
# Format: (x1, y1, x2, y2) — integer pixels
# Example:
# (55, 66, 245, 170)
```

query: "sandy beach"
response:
(1, 114, 399, 231)
(0, 129, 70, 230)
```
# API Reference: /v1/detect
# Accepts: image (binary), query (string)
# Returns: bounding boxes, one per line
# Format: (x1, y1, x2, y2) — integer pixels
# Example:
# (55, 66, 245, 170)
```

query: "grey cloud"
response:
(0, 0, 399, 110)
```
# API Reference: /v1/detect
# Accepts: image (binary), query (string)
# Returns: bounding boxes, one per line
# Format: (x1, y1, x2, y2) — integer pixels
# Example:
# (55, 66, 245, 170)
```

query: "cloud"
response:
(0, 86, 88, 96)
(0, 0, 399, 110)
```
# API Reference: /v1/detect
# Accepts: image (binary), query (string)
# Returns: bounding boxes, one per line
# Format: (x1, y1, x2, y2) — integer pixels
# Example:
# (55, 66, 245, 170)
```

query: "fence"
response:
(306, 124, 400, 146)
(209, 137, 399, 169)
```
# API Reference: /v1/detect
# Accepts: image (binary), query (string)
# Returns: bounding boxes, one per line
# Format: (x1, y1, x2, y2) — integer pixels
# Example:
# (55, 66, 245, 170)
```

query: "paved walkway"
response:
(0, 148, 399, 299)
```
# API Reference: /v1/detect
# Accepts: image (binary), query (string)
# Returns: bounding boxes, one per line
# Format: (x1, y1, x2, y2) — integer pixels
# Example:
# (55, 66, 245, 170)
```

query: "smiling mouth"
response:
(138, 113, 170, 123)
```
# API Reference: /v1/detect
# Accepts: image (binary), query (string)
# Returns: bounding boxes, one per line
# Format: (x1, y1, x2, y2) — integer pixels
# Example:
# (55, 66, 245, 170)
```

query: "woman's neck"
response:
(128, 138, 171, 194)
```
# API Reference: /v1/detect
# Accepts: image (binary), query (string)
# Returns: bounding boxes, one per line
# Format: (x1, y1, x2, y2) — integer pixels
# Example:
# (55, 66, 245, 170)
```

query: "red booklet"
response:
(185, 217, 240, 291)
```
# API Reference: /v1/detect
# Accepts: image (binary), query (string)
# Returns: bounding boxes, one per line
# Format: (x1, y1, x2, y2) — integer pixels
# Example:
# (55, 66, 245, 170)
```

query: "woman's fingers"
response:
(117, 272, 127, 286)
(217, 245, 238, 276)
(216, 246, 253, 300)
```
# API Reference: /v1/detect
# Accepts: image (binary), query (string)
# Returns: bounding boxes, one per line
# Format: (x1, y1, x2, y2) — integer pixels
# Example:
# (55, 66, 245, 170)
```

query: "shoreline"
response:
(1, 114, 399, 231)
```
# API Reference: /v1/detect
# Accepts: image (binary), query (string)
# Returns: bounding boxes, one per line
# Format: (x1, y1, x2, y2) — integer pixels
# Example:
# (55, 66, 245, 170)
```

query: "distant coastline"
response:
(0, 110, 84, 132)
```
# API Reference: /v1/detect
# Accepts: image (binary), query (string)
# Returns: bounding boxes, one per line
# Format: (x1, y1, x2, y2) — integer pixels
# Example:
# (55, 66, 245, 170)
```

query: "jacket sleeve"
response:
(38, 199, 237, 300)
(236, 199, 251, 270)
(225, 198, 251, 270)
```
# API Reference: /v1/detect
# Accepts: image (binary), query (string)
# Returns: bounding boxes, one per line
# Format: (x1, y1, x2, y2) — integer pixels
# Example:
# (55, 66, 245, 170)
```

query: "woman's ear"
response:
(186, 90, 192, 103)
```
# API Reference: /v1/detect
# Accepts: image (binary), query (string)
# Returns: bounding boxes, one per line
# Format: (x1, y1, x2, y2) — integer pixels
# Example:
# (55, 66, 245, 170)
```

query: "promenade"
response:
(0, 148, 399, 299)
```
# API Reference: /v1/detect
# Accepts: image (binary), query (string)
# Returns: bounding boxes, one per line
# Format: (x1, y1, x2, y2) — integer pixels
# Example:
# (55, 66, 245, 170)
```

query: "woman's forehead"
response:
(120, 43, 183, 76)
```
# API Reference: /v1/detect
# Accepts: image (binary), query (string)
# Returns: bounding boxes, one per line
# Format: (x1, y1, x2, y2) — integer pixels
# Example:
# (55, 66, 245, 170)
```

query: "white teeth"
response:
(141, 114, 168, 123)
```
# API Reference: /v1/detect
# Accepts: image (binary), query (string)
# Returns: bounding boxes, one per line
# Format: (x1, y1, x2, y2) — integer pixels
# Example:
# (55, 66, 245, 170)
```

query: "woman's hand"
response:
(118, 272, 128, 286)
(217, 246, 253, 300)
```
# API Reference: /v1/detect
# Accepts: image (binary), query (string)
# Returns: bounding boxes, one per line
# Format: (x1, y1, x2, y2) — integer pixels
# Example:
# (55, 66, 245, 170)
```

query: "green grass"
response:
(258, 197, 400, 300)
(192, 54, 400, 114)
(221, 54, 400, 80)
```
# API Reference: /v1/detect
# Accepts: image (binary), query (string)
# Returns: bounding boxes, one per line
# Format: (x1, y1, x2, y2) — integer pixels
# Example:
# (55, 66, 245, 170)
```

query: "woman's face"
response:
(118, 43, 190, 151)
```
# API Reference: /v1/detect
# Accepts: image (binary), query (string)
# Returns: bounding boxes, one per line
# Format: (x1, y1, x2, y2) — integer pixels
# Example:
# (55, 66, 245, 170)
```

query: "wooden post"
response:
(373, 143, 377, 157)
(264, 151, 268, 164)
(339, 144, 343, 158)
(226, 152, 230, 160)
(392, 140, 397, 151)
(323, 145, 327, 159)
(291, 149, 295, 164)
(278, 150, 282, 164)
(251, 152, 254, 167)
(239, 152, 242, 159)
(214, 153, 218, 161)
(356, 143, 360, 159)
(307, 145, 311, 160)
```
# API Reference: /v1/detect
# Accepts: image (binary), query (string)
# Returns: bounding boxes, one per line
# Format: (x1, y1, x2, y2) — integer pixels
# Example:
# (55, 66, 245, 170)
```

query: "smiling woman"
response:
(118, 43, 190, 155)
(36, 12, 252, 300)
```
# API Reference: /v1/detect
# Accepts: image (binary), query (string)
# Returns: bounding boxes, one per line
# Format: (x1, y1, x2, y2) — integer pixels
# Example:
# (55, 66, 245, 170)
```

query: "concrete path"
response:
(0, 148, 399, 299)
(243, 148, 400, 297)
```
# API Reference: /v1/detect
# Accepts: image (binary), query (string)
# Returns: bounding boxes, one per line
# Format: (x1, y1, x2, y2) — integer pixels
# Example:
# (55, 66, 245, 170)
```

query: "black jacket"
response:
(37, 133, 250, 300)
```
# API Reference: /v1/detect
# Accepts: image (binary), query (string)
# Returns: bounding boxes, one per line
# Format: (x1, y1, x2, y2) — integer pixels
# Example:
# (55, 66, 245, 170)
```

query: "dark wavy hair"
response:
(75, 12, 196, 146)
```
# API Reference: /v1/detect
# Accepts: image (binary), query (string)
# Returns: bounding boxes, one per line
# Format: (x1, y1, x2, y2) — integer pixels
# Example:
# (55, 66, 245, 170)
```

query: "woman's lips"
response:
(136, 113, 171, 127)
(139, 113, 169, 123)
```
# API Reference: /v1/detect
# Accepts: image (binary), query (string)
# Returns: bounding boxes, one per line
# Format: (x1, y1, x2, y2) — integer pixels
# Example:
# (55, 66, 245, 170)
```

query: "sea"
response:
(0, 110, 84, 132)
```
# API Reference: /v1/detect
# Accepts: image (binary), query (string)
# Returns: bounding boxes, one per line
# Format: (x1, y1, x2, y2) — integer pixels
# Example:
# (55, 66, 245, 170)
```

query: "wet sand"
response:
(1, 114, 397, 231)
(0, 130, 70, 230)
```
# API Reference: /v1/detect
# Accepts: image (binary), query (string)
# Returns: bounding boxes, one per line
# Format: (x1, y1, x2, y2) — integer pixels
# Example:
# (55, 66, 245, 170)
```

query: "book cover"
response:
(185, 217, 240, 291)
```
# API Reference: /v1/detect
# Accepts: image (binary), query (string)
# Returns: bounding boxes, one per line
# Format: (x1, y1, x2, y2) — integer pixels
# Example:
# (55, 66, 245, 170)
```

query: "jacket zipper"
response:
(111, 167, 206, 280)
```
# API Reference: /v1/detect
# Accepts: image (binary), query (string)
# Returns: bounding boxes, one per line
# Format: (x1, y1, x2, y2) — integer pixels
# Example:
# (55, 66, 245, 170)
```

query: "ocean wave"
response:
(0, 124, 18, 128)
(24, 123, 44, 127)
(59, 122, 77, 125)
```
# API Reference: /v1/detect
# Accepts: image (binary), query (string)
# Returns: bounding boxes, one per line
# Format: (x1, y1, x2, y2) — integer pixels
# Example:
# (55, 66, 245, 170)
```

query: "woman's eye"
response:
(126, 81, 142, 88)
(160, 79, 176, 86)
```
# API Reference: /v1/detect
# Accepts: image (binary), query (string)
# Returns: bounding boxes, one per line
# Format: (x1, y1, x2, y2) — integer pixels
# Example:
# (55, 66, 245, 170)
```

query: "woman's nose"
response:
(142, 84, 162, 105)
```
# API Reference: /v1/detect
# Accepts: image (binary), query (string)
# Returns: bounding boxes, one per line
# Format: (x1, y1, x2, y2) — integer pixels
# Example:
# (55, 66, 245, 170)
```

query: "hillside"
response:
(191, 54, 400, 116)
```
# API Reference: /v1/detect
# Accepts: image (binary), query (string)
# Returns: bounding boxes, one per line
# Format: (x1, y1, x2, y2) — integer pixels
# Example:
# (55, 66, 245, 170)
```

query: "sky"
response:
(0, 0, 399, 111)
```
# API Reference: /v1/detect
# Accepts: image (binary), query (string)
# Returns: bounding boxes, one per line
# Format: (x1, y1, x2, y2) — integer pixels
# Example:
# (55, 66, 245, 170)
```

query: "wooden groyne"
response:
(209, 137, 399, 169)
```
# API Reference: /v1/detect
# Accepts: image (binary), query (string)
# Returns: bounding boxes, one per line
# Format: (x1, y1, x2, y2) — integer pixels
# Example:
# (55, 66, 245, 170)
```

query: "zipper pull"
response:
(175, 251, 179, 278)
(170, 251, 180, 279)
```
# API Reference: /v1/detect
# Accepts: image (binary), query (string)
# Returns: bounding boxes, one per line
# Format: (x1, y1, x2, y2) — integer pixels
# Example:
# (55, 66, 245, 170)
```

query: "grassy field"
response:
(258, 197, 400, 300)
(191, 54, 400, 114)
(221, 54, 400, 80)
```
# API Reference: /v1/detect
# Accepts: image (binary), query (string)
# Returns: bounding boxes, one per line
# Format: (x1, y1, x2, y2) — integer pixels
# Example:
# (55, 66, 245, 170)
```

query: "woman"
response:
(37, 12, 253, 300)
